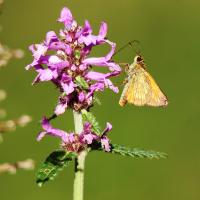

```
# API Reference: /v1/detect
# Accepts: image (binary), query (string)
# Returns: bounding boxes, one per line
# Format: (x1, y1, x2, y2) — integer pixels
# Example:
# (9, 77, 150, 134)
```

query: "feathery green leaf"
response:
(90, 142, 167, 159)
(111, 144, 167, 159)
(93, 96, 101, 105)
(36, 150, 77, 186)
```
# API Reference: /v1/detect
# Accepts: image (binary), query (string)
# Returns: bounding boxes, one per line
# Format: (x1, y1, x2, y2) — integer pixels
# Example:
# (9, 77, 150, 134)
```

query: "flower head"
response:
(26, 7, 121, 115)
(37, 117, 112, 152)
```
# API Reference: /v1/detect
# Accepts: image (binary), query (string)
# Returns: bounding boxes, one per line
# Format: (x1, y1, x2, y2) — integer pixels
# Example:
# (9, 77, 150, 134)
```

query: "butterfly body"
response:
(119, 55, 168, 107)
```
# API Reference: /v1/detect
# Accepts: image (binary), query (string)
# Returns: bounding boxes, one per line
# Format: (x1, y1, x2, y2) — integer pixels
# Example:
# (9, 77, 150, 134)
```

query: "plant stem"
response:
(73, 110, 87, 200)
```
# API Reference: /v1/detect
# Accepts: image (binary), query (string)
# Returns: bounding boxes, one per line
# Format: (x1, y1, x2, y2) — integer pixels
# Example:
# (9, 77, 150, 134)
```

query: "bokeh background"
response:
(0, 0, 200, 199)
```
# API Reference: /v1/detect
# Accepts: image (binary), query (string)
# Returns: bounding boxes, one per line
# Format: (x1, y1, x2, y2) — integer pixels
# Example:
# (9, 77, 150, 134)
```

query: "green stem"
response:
(73, 110, 87, 200)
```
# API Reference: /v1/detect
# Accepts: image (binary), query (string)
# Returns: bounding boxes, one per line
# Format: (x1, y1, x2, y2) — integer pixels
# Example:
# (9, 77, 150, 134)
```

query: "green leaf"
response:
(111, 144, 167, 159)
(75, 76, 89, 90)
(74, 50, 81, 60)
(36, 150, 77, 186)
(91, 142, 167, 159)
(81, 109, 101, 135)
(93, 96, 101, 105)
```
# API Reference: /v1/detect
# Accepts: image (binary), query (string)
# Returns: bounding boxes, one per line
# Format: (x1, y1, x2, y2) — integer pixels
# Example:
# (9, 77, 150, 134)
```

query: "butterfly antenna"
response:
(130, 40, 141, 55)
(113, 40, 141, 57)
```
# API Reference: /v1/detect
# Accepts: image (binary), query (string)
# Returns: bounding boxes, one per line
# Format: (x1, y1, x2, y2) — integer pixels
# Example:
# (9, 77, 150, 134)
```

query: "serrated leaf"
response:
(90, 142, 167, 159)
(81, 109, 101, 135)
(36, 150, 77, 186)
(111, 144, 167, 159)
(75, 76, 89, 90)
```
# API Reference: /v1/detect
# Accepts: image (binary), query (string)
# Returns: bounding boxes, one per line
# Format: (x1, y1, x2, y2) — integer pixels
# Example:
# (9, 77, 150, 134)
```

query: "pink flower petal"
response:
(58, 7, 74, 28)
(98, 22, 107, 39)
(101, 137, 111, 152)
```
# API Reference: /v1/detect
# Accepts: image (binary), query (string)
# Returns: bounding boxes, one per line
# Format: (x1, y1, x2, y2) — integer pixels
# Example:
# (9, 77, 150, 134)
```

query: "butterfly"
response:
(119, 55, 168, 107)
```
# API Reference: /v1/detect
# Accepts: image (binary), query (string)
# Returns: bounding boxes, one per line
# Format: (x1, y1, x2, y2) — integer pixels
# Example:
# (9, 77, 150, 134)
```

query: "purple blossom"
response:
(37, 118, 112, 152)
(78, 92, 85, 102)
(102, 122, 112, 135)
(45, 31, 58, 45)
(78, 21, 108, 46)
(58, 7, 76, 30)
(37, 117, 73, 143)
(54, 95, 69, 115)
(60, 73, 75, 95)
(79, 122, 98, 145)
(101, 137, 111, 152)
(26, 7, 121, 114)
(85, 71, 119, 93)
(27, 7, 118, 155)
(33, 67, 58, 84)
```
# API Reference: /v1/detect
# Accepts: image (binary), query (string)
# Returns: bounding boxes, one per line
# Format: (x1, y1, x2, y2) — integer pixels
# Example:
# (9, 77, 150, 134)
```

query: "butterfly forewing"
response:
(119, 56, 168, 107)
(144, 70, 168, 106)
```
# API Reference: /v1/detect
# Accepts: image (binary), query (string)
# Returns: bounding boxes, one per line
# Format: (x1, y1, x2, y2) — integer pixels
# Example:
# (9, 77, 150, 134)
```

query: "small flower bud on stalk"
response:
(0, 43, 24, 68)
(0, 115, 32, 134)
(0, 159, 35, 174)
(0, 89, 6, 101)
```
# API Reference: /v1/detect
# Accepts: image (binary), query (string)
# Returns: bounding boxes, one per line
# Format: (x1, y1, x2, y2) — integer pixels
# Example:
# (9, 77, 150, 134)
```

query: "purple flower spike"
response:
(37, 119, 112, 153)
(27, 7, 121, 113)
(27, 6, 121, 113)
(27, 7, 120, 155)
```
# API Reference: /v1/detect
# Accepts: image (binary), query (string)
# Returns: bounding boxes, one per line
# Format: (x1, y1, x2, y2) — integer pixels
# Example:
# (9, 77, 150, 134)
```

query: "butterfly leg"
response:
(122, 78, 129, 85)
(119, 63, 129, 73)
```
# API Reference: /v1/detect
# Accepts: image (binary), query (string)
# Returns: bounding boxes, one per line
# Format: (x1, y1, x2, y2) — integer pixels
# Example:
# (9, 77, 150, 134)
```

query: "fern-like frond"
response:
(111, 144, 167, 159)
(90, 142, 167, 159)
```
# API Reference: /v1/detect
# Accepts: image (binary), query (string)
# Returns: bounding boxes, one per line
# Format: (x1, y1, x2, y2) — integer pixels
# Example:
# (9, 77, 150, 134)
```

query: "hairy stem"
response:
(73, 110, 87, 200)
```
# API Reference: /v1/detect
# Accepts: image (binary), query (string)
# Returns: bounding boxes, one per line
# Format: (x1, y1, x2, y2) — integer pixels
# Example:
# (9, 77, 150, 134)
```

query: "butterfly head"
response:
(134, 55, 143, 63)
(133, 55, 146, 68)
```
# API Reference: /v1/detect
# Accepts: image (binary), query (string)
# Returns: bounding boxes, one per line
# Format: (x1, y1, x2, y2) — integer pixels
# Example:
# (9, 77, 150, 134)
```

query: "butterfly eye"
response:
(136, 56, 142, 62)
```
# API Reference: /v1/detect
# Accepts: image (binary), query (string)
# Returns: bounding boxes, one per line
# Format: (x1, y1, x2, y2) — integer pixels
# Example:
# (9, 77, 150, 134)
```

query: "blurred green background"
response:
(0, 0, 200, 199)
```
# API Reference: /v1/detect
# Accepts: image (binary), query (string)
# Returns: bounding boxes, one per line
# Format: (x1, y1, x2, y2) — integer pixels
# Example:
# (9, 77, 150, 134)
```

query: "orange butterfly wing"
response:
(119, 65, 168, 107)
